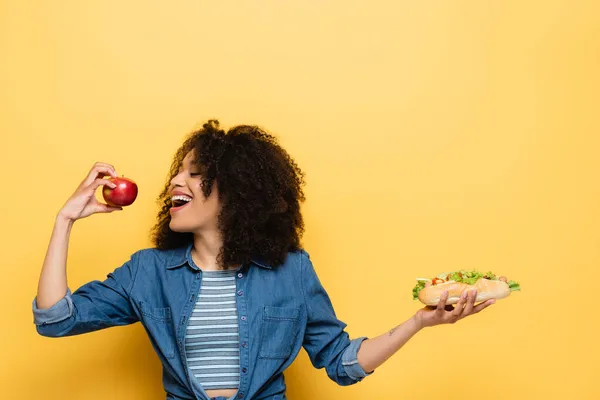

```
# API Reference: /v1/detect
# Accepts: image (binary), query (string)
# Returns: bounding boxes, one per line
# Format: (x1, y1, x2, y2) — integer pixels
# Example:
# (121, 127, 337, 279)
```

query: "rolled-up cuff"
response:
(32, 288, 74, 326)
(341, 336, 374, 381)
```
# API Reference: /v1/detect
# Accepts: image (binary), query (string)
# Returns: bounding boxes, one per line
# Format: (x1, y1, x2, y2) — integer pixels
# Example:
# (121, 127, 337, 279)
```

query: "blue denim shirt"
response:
(32, 244, 372, 400)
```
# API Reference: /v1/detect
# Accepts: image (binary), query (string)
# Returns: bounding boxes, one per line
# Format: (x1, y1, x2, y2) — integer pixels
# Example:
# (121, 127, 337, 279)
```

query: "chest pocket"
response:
(140, 301, 176, 359)
(258, 306, 300, 359)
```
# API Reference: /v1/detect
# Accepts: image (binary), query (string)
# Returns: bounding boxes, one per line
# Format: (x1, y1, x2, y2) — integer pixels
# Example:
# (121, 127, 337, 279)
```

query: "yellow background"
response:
(1, 1, 598, 399)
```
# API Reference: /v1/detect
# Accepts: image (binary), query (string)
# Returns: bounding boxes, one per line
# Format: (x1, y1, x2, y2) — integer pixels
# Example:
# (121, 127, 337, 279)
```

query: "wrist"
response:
(411, 312, 425, 331)
(56, 212, 75, 227)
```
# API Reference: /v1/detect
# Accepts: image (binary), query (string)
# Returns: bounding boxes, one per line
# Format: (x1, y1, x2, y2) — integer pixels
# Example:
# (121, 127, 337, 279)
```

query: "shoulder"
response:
(270, 249, 315, 281)
(276, 248, 311, 268)
(128, 246, 187, 268)
(131, 247, 173, 259)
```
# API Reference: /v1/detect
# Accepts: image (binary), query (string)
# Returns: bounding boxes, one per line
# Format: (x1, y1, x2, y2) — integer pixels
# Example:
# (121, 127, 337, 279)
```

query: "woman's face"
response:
(168, 151, 221, 234)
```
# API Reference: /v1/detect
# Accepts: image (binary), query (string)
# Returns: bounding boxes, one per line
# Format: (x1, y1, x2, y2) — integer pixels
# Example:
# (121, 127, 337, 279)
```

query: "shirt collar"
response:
(166, 242, 272, 270)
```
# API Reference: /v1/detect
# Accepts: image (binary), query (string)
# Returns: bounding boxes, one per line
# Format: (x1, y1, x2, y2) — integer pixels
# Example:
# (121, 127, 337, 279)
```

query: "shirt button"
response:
(242, 367, 247, 373)
(241, 342, 247, 348)
(237, 393, 243, 399)
(241, 316, 247, 321)
(237, 290, 243, 296)
(237, 273, 243, 278)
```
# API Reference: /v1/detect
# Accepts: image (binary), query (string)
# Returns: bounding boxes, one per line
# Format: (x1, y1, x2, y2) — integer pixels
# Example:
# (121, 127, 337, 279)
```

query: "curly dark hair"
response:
(150, 120, 306, 268)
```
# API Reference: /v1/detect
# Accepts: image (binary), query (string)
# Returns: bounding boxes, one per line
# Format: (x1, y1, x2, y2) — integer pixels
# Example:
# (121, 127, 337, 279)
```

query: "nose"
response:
(170, 170, 186, 189)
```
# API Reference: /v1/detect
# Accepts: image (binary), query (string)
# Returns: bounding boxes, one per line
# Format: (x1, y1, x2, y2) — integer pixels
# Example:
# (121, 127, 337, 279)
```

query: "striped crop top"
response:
(185, 270, 240, 390)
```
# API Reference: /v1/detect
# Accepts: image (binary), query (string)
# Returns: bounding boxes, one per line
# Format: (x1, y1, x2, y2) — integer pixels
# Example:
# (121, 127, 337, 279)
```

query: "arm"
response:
(32, 162, 138, 337)
(355, 316, 421, 374)
(300, 251, 372, 386)
(35, 215, 73, 310)
(33, 252, 140, 337)
(356, 290, 495, 373)
(36, 162, 120, 309)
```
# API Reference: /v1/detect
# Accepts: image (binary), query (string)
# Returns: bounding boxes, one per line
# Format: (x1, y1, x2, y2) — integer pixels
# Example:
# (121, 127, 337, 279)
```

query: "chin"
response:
(169, 221, 190, 233)
(169, 219, 202, 234)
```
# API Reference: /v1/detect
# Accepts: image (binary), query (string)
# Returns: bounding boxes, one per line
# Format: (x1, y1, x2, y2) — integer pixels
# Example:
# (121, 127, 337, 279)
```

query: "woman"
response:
(33, 120, 494, 400)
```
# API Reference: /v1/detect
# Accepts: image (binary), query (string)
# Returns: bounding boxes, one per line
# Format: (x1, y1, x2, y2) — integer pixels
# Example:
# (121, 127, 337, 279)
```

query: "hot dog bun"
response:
(417, 278, 511, 306)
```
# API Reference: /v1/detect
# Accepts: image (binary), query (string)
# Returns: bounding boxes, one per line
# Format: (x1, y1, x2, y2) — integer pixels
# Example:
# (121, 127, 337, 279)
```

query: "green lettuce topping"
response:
(412, 280, 427, 300)
(446, 270, 497, 285)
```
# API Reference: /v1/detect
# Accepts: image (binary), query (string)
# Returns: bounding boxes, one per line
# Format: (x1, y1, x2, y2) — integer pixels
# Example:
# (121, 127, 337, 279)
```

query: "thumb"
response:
(97, 203, 123, 213)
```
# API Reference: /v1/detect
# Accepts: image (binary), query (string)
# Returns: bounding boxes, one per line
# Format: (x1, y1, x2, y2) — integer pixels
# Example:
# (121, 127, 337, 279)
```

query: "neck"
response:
(191, 229, 223, 271)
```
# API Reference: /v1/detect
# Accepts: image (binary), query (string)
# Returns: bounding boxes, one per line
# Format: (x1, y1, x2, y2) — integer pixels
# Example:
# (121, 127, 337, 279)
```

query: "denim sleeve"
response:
(300, 250, 374, 385)
(32, 288, 74, 325)
(32, 253, 140, 337)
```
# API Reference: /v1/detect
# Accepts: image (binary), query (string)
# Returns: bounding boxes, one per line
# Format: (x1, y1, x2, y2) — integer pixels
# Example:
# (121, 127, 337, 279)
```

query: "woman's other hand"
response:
(414, 289, 495, 329)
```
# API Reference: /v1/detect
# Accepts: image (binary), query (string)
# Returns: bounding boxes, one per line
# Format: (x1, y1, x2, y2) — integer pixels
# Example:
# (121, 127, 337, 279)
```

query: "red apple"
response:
(102, 176, 138, 207)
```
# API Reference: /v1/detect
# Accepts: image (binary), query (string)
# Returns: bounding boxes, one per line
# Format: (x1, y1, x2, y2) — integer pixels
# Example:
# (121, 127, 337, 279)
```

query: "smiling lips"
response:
(170, 192, 193, 213)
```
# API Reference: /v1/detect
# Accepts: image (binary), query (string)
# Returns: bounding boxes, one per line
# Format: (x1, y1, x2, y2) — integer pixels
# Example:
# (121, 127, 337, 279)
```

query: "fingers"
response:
(96, 203, 123, 213)
(88, 178, 117, 193)
(450, 290, 469, 321)
(471, 298, 495, 314)
(92, 162, 117, 178)
(423, 291, 495, 329)
(434, 290, 495, 323)
(83, 162, 118, 186)
(436, 291, 449, 312)
(462, 290, 477, 316)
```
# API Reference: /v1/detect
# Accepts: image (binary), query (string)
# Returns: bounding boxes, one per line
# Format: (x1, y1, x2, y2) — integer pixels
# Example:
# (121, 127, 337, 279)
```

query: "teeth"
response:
(171, 195, 192, 202)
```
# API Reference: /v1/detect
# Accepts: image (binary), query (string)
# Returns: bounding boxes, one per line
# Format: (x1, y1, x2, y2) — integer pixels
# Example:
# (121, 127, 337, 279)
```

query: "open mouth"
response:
(170, 195, 192, 212)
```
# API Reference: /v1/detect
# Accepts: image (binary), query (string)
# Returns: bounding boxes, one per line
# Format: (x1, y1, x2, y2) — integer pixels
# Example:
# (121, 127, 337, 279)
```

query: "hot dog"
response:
(412, 270, 520, 306)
